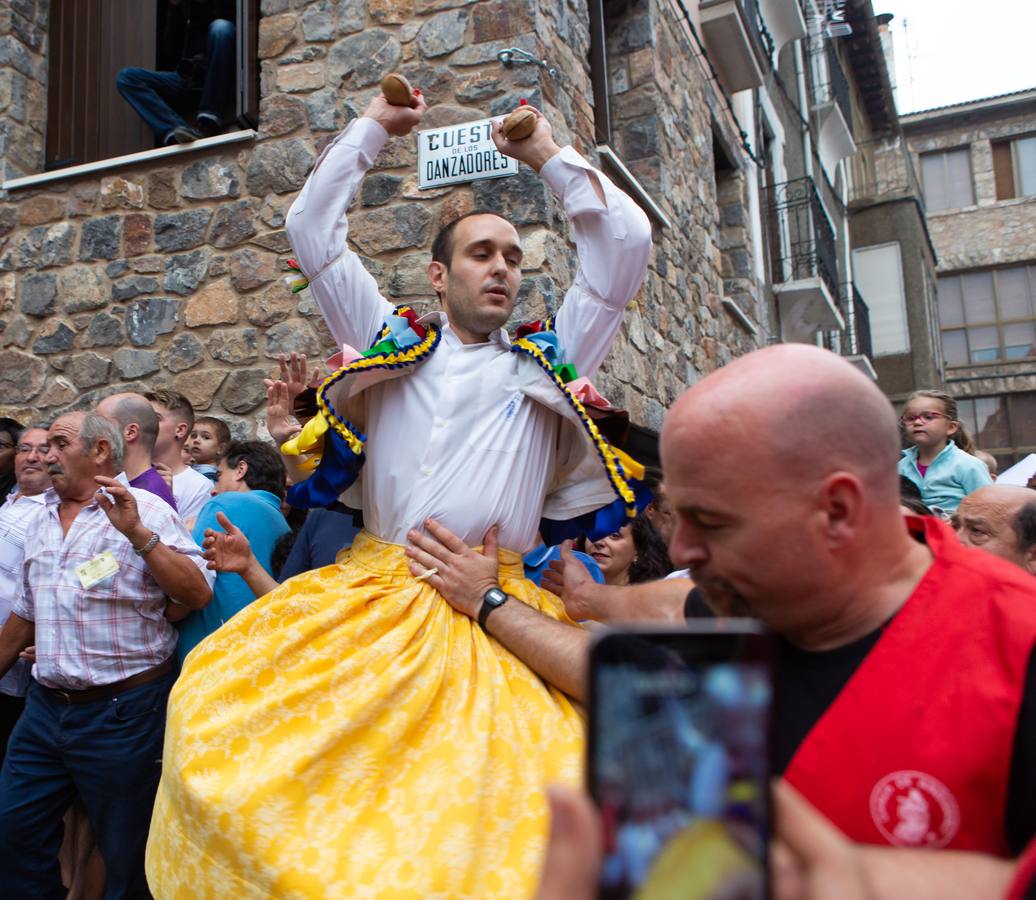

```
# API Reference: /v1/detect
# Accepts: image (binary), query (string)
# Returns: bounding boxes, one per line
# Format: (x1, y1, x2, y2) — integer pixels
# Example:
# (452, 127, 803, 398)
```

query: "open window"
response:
(45, 0, 258, 172)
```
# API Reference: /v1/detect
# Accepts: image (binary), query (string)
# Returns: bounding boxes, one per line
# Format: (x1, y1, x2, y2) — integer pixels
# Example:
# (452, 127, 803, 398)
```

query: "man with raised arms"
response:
(146, 84, 652, 898)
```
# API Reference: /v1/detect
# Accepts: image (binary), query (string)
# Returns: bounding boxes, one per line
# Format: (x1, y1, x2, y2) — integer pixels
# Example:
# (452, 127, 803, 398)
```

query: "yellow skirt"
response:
(145, 531, 585, 899)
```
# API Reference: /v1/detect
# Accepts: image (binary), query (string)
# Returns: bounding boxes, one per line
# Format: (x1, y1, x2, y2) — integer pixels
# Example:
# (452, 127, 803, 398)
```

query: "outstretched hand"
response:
(202, 511, 255, 575)
(405, 519, 501, 617)
(275, 352, 320, 407)
(364, 89, 428, 138)
(264, 379, 301, 447)
(492, 105, 562, 172)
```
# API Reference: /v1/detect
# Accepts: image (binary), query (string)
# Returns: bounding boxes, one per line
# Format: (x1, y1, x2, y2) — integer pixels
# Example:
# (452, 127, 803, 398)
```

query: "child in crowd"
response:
(897, 389, 992, 515)
(187, 416, 231, 482)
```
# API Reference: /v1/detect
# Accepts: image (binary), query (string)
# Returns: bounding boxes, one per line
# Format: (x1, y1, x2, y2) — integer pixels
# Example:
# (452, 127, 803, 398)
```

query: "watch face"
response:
(484, 587, 507, 607)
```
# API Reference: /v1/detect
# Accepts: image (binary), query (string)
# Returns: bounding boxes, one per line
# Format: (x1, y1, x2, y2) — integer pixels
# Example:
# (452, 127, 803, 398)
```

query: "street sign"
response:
(417, 117, 518, 190)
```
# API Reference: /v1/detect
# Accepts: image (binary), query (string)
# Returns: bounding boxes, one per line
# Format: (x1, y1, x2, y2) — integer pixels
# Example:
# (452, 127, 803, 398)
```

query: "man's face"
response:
(645, 484, 677, 545)
(14, 428, 51, 495)
(661, 421, 824, 626)
(953, 489, 1032, 571)
(44, 415, 95, 499)
(212, 458, 246, 495)
(150, 402, 188, 455)
(430, 215, 523, 339)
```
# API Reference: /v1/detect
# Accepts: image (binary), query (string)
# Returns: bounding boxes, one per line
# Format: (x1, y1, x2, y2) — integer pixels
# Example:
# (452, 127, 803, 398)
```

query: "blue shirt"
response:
(280, 505, 360, 580)
(177, 490, 291, 664)
(898, 441, 993, 513)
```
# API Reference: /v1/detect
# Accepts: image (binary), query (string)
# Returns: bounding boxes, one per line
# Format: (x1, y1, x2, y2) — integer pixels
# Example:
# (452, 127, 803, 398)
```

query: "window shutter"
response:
(45, 0, 157, 170)
(992, 140, 1016, 201)
(236, 0, 259, 129)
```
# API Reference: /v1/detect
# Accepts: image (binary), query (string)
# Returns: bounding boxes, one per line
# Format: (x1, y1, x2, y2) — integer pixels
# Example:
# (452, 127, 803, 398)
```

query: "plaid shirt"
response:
(0, 488, 49, 696)
(14, 486, 214, 690)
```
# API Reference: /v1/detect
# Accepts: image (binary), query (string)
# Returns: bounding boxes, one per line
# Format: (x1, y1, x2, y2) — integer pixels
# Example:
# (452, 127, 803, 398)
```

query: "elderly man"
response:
(409, 344, 1036, 860)
(97, 392, 177, 510)
(0, 412, 212, 898)
(953, 484, 1036, 575)
(0, 426, 51, 760)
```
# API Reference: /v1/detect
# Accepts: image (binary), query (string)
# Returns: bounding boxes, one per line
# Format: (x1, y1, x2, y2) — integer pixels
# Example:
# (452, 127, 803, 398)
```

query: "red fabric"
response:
(514, 320, 547, 340)
(397, 307, 426, 339)
(786, 516, 1036, 856)
(917, 463, 928, 477)
(1007, 836, 1036, 900)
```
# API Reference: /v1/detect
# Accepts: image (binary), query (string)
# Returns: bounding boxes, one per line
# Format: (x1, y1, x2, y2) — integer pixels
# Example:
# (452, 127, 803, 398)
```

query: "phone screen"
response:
(589, 627, 772, 900)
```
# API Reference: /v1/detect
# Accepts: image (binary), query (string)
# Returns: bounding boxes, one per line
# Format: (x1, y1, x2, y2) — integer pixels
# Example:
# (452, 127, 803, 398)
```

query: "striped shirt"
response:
(14, 486, 214, 690)
(0, 488, 49, 696)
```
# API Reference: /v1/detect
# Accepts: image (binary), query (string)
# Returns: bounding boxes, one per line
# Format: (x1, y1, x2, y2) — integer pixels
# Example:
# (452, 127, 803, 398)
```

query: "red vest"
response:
(786, 516, 1036, 856)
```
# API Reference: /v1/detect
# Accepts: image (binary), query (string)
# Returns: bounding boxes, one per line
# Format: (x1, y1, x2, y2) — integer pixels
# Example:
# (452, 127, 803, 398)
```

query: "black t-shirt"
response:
(772, 623, 1036, 855)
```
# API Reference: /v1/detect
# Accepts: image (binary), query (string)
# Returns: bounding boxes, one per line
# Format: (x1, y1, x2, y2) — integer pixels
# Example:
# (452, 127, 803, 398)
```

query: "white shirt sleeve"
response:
(138, 493, 216, 590)
(285, 117, 396, 350)
(544, 146, 654, 379)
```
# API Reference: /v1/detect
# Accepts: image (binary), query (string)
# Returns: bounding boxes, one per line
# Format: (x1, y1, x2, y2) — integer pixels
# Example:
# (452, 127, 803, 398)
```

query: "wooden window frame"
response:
(938, 265, 1036, 367)
(992, 134, 1036, 202)
(43, 0, 258, 174)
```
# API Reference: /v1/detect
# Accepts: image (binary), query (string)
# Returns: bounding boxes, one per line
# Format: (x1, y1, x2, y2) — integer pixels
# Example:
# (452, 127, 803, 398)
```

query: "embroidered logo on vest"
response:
(869, 770, 961, 848)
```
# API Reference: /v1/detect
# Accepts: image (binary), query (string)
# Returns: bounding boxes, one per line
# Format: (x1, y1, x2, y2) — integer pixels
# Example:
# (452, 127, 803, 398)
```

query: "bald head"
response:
(954, 484, 1036, 575)
(661, 345, 923, 645)
(664, 344, 900, 502)
(97, 392, 159, 452)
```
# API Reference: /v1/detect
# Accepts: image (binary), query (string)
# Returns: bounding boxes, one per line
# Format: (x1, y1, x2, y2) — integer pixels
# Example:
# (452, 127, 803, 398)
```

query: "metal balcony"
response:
(812, 41, 855, 178)
(700, 0, 773, 93)
(825, 283, 877, 379)
(765, 176, 844, 342)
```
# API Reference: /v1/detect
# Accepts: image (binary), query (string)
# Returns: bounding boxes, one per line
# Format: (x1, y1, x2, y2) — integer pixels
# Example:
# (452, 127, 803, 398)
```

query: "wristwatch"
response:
(478, 586, 510, 632)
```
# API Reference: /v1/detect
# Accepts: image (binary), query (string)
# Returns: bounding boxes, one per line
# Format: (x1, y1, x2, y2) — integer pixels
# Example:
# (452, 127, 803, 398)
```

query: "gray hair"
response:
(80, 412, 125, 472)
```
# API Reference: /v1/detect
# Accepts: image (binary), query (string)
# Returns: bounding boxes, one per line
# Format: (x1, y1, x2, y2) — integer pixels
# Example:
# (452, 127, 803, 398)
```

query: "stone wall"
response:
(0, 0, 763, 438)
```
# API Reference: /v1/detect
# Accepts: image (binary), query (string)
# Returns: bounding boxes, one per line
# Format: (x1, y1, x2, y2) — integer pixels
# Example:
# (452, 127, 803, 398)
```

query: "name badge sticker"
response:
(76, 551, 119, 590)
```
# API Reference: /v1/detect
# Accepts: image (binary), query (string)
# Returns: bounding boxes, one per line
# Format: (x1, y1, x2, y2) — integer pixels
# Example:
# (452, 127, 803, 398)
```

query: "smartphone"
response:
(588, 622, 773, 900)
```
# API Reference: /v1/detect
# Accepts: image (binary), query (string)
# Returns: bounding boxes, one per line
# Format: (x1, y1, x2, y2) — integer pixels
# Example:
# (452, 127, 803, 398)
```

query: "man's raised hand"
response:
(492, 105, 562, 172)
(364, 87, 428, 138)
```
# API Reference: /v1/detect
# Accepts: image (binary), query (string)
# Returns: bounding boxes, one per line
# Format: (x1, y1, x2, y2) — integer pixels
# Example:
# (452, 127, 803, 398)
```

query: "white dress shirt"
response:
(14, 487, 214, 689)
(173, 466, 214, 523)
(0, 489, 48, 696)
(285, 117, 652, 552)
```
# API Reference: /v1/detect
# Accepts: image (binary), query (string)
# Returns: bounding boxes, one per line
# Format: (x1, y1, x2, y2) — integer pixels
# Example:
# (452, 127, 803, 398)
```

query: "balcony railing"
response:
(813, 42, 853, 138)
(765, 176, 840, 302)
(740, 0, 775, 62)
(847, 136, 925, 211)
(824, 285, 873, 363)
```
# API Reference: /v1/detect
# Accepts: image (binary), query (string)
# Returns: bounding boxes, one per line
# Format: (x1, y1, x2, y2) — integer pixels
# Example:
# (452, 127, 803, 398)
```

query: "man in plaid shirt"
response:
(0, 411, 213, 898)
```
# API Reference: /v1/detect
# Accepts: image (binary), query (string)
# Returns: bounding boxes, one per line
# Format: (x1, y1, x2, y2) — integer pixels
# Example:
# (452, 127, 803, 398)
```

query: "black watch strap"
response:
(478, 587, 509, 632)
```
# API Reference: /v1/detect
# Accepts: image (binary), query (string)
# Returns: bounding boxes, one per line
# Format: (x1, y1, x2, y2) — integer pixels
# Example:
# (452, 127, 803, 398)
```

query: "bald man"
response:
(96, 392, 177, 511)
(953, 485, 1036, 576)
(409, 344, 1036, 860)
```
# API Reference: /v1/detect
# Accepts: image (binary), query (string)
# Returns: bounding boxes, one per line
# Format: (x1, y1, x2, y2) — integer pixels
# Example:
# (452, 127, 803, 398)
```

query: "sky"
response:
(878, 0, 1036, 113)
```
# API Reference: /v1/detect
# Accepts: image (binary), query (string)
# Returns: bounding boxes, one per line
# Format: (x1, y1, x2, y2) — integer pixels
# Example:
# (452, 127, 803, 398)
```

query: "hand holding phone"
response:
(588, 623, 773, 900)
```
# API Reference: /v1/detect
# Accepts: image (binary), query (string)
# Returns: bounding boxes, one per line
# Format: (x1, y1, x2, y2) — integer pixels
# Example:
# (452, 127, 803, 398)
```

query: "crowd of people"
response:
(2, 79, 1036, 900)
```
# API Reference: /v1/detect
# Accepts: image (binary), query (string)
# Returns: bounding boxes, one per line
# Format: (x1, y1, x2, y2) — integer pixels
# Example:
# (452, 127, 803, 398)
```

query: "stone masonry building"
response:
(0, 0, 903, 451)
(902, 88, 1036, 468)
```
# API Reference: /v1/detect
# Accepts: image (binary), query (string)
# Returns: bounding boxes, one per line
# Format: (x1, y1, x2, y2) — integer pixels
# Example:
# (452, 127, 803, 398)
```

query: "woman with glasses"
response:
(897, 390, 992, 516)
(0, 418, 24, 502)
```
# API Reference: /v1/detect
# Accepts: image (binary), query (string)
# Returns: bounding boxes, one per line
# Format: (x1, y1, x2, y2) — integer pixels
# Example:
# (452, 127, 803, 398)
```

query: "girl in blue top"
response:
(897, 389, 993, 515)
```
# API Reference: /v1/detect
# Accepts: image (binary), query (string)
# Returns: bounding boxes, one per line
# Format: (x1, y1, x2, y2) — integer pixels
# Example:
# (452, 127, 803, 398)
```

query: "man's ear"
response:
(821, 472, 865, 550)
(124, 423, 139, 444)
(428, 260, 448, 298)
(174, 420, 189, 443)
(234, 459, 249, 484)
(1023, 543, 1036, 577)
